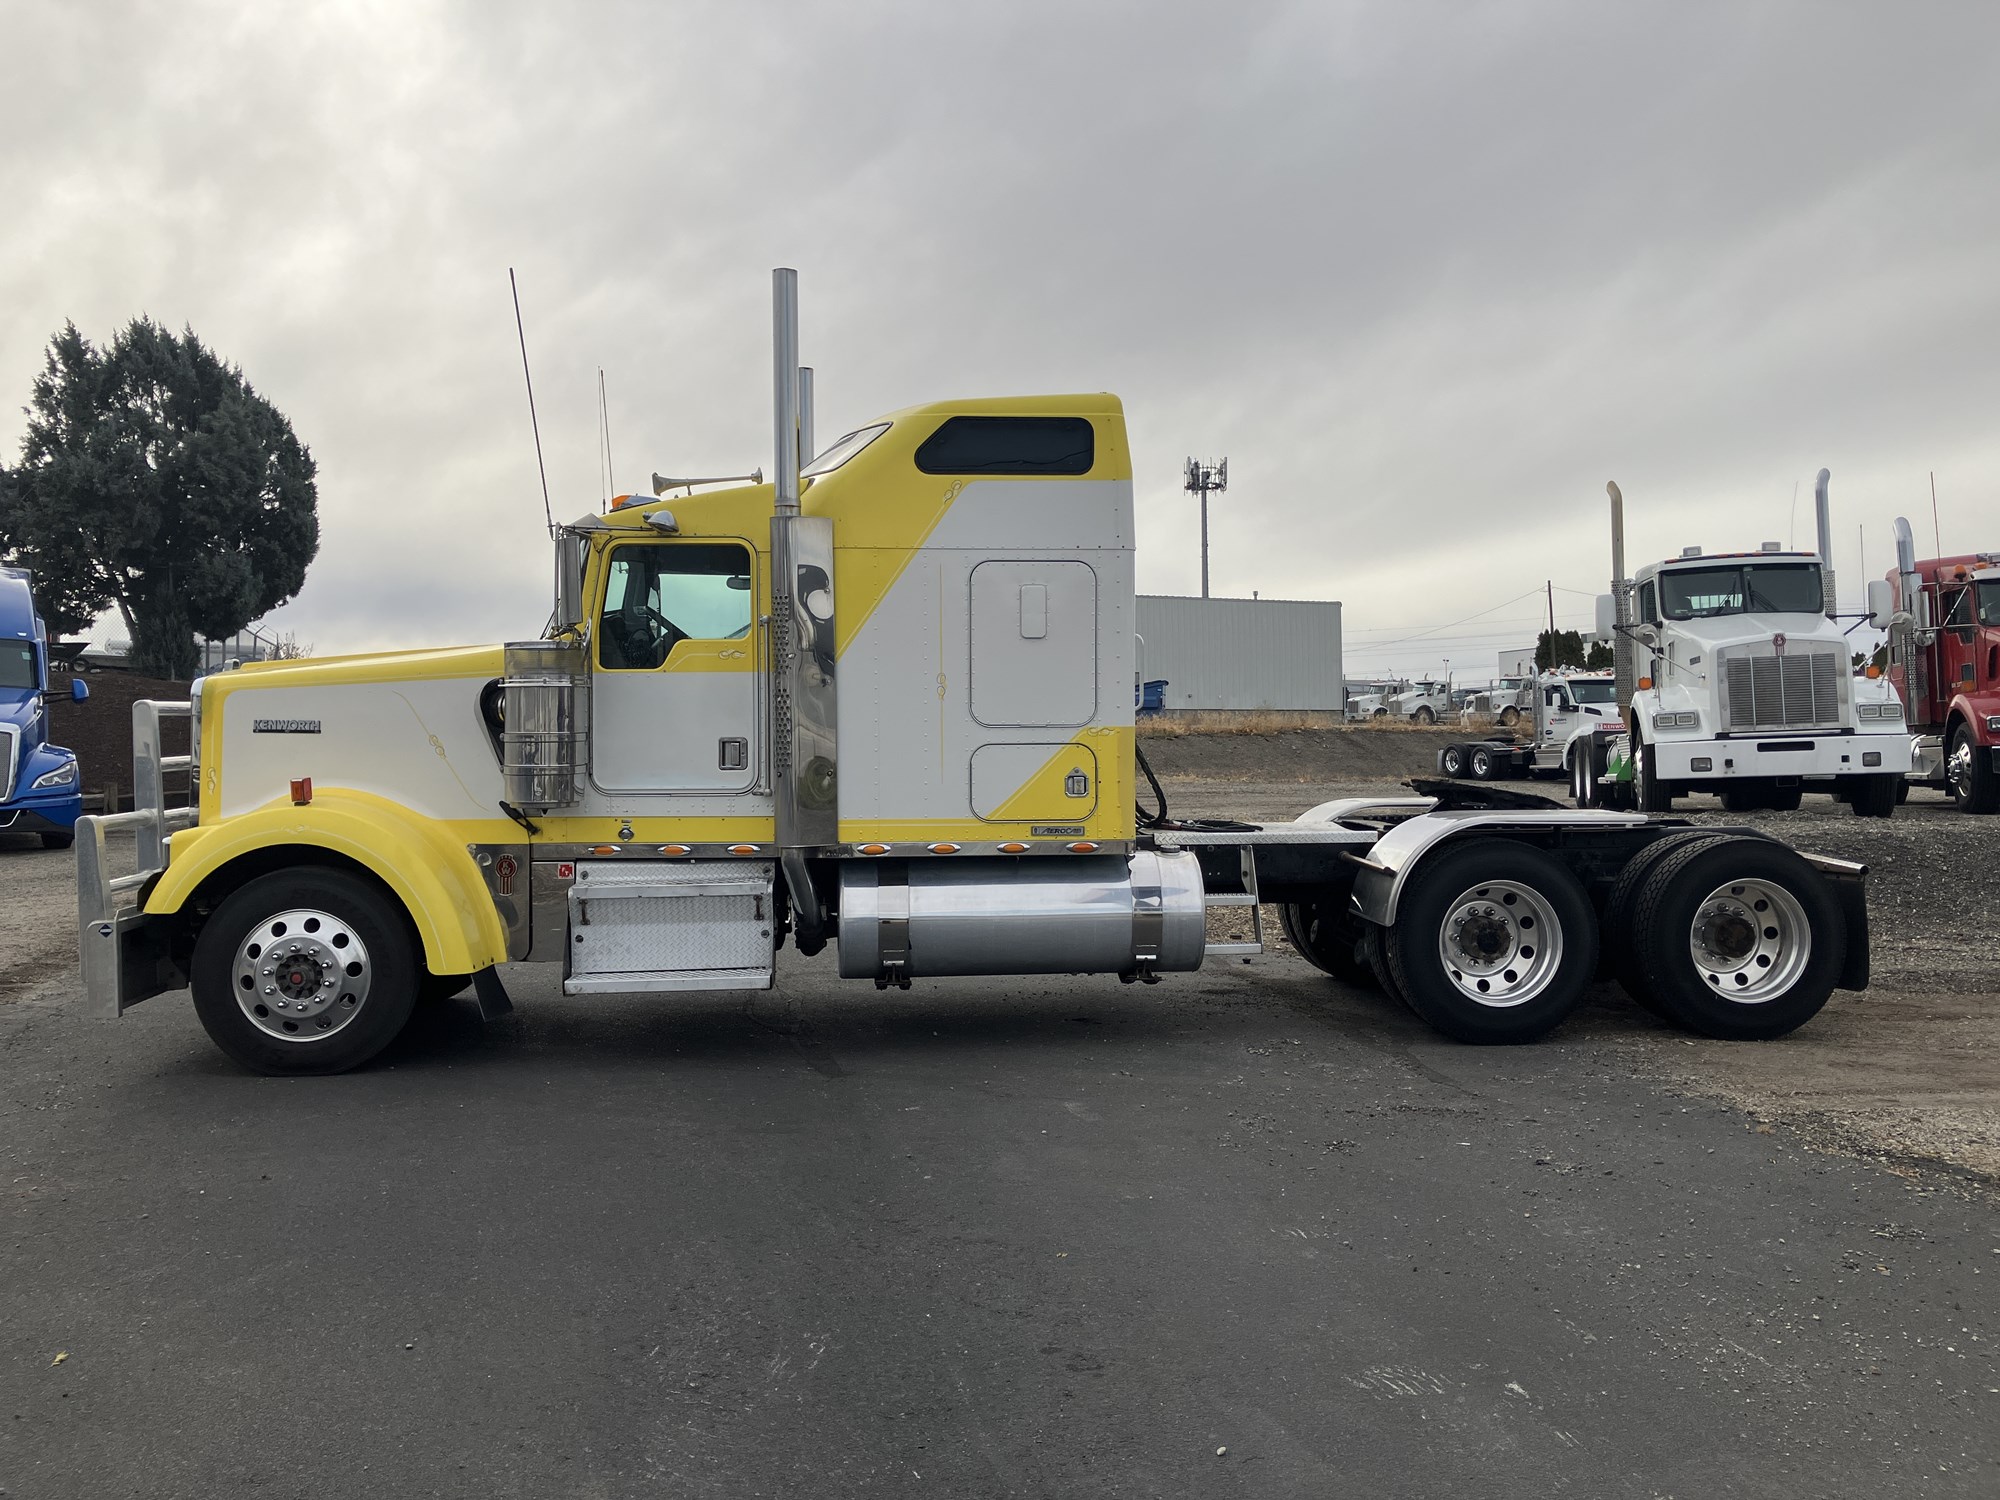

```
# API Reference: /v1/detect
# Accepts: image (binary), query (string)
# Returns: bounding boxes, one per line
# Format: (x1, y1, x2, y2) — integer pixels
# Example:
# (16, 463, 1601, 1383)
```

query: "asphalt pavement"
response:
(3, 948, 1996, 1499)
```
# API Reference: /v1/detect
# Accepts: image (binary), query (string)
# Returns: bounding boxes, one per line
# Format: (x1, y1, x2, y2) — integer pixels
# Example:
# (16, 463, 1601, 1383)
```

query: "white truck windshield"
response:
(1568, 680, 1615, 704)
(1978, 582, 2000, 628)
(1660, 563, 1822, 620)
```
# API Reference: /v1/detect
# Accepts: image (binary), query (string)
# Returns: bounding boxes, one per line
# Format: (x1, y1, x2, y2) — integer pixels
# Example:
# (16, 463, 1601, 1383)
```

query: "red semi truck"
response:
(1879, 518, 2000, 812)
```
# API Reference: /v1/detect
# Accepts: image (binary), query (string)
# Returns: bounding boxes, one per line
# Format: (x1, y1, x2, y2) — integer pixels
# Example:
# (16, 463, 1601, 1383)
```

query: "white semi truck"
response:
(74, 271, 1873, 1071)
(1594, 472, 1909, 816)
(1434, 671, 1625, 803)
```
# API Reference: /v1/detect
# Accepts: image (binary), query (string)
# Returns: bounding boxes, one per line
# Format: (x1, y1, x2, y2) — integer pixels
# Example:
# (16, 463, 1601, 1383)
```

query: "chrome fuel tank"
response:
(836, 851, 1206, 982)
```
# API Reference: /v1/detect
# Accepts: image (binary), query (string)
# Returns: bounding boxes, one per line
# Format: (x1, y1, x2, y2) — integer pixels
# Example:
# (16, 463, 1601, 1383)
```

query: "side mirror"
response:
(1594, 593, 1616, 637)
(70, 678, 90, 703)
(1866, 578, 1895, 631)
(555, 532, 587, 631)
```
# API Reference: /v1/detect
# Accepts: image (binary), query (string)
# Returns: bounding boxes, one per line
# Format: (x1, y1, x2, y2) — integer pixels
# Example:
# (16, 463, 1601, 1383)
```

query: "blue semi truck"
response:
(1, 567, 88, 848)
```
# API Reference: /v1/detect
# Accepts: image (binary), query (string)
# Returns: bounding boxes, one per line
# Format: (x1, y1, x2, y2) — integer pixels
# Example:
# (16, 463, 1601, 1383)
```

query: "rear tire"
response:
(1848, 773, 1899, 819)
(1628, 836, 1844, 1040)
(40, 830, 75, 850)
(1570, 746, 1598, 808)
(1384, 839, 1598, 1044)
(1766, 784, 1803, 813)
(1947, 725, 1999, 813)
(1719, 783, 1765, 813)
(1440, 743, 1468, 778)
(1280, 897, 1376, 989)
(190, 870, 419, 1075)
(1602, 831, 1734, 1017)
(1469, 744, 1501, 781)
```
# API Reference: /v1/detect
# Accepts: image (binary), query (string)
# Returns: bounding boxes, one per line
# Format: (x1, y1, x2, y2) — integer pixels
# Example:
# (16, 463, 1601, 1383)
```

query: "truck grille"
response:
(1720, 649, 1842, 730)
(0, 723, 17, 802)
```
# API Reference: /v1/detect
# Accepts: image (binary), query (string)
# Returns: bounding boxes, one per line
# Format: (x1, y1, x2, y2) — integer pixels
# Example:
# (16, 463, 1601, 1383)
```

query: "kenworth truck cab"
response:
(1, 567, 88, 848)
(1598, 472, 1908, 817)
(76, 271, 1874, 1073)
(1878, 519, 2000, 812)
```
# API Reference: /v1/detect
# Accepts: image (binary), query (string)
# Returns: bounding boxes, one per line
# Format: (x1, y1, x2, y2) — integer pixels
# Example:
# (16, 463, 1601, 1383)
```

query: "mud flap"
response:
(472, 967, 515, 1021)
(1799, 854, 1870, 992)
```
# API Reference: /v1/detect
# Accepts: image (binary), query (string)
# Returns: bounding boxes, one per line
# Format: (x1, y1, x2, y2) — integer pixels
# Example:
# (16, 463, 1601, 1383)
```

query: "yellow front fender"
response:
(144, 789, 509, 977)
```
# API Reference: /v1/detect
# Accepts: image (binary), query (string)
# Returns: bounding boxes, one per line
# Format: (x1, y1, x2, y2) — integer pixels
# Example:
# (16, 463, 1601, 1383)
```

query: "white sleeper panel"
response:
(970, 560, 1097, 728)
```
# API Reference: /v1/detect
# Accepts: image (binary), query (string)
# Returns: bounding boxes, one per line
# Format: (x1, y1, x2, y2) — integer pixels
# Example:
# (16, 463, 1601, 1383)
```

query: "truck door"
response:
(590, 540, 760, 794)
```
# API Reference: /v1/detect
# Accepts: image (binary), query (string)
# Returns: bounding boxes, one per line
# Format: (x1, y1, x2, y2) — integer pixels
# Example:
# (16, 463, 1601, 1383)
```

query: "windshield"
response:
(0, 642, 34, 691)
(1568, 680, 1615, 704)
(1660, 563, 1823, 619)
(1978, 582, 2000, 628)
(802, 423, 890, 478)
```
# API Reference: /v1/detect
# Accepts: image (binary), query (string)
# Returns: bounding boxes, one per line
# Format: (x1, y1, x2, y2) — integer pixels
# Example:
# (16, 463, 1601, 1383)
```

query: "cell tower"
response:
(1184, 456, 1228, 599)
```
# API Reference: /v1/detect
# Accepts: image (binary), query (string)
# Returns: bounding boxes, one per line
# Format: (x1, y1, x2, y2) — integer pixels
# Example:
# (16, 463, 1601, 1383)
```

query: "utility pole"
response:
(1546, 579, 1556, 637)
(1184, 457, 1228, 599)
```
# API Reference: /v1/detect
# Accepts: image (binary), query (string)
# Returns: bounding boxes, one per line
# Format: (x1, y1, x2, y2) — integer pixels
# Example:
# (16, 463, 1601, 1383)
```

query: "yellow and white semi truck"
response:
(77, 271, 1872, 1073)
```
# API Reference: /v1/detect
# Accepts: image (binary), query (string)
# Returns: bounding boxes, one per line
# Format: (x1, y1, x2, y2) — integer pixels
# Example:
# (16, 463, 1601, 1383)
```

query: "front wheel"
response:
(1570, 746, 1598, 808)
(1384, 839, 1598, 1044)
(1412, 706, 1437, 725)
(40, 830, 75, 850)
(1627, 836, 1844, 1040)
(1498, 706, 1521, 727)
(1847, 773, 1899, 819)
(1635, 737, 1675, 812)
(1947, 726, 1999, 813)
(190, 869, 419, 1075)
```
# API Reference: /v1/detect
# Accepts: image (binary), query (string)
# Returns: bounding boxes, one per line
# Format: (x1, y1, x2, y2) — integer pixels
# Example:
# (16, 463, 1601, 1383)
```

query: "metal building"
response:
(1135, 595, 1343, 712)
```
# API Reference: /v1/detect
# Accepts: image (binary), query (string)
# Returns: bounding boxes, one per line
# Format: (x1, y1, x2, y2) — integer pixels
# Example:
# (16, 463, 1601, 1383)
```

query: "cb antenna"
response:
(508, 267, 555, 537)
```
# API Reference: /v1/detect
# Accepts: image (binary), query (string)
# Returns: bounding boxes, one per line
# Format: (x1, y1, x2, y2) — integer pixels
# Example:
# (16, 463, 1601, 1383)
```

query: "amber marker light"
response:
(996, 842, 1030, 854)
(727, 844, 761, 855)
(857, 843, 891, 856)
(658, 844, 692, 856)
(927, 842, 961, 854)
(1637, 676, 1653, 690)
(588, 845, 621, 855)
(1067, 841, 1099, 853)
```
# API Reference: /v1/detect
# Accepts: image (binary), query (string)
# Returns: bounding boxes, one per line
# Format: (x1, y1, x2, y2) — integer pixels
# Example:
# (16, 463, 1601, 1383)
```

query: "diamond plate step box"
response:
(565, 860, 776, 994)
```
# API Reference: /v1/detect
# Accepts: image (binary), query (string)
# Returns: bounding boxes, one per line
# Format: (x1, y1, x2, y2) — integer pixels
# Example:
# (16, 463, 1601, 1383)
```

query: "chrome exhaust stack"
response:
(1814, 468, 1837, 618)
(1608, 481, 1634, 710)
(767, 270, 839, 946)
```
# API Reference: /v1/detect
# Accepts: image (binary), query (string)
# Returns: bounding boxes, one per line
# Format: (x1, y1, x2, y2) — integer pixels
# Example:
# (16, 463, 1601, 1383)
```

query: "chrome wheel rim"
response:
(1435, 880, 1563, 1008)
(1687, 879, 1809, 1003)
(232, 908, 372, 1042)
(1949, 737, 1973, 797)
(1443, 747, 1465, 775)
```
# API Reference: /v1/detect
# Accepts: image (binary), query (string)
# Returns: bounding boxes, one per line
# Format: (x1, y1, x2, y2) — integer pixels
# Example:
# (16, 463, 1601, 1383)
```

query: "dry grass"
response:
(1140, 709, 1499, 737)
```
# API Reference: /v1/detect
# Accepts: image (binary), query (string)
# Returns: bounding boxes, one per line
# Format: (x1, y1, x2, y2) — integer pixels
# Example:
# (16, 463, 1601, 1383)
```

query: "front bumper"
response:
(0, 794, 84, 837)
(1651, 730, 1912, 780)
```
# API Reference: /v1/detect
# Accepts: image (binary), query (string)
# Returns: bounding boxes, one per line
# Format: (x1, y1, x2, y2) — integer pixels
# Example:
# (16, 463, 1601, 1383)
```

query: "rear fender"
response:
(142, 789, 508, 976)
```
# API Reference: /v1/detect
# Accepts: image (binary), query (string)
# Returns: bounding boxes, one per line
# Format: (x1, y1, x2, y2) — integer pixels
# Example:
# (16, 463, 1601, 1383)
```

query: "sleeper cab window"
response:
(913, 416, 1094, 475)
(597, 542, 754, 671)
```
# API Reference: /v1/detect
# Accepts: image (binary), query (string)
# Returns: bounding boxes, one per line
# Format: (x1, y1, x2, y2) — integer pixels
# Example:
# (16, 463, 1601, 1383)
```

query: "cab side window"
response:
(598, 543, 755, 671)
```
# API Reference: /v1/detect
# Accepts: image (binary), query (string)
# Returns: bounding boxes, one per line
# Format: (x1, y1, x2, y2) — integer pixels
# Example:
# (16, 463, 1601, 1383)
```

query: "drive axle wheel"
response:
(1469, 744, 1500, 781)
(1440, 744, 1468, 778)
(191, 870, 419, 1075)
(1280, 897, 1376, 989)
(1848, 773, 1899, 819)
(1385, 839, 1597, 1044)
(1627, 836, 1843, 1040)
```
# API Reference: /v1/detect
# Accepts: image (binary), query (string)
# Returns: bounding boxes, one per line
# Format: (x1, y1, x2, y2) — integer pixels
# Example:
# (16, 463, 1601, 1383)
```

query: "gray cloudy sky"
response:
(5, 1, 1998, 681)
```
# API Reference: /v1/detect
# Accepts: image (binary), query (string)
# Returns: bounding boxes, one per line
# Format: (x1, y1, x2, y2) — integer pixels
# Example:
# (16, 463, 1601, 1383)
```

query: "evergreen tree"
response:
(1535, 628, 1587, 670)
(0, 318, 318, 678)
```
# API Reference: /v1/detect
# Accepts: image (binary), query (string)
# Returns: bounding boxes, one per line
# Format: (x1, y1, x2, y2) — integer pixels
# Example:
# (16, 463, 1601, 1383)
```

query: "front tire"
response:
(1635, 736, 1675, 813)
(190, 869, 419, 1075)
(1947, 725, 1999, 813)
(1384, 839, 1598, 1044)
(1412, 706, 1437, 726)
(40, 830, 75, 850)
(1627, 836, 1844, 1040)
(1848, 773, 1899, 819)
(1498, 706, 1520, 727)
